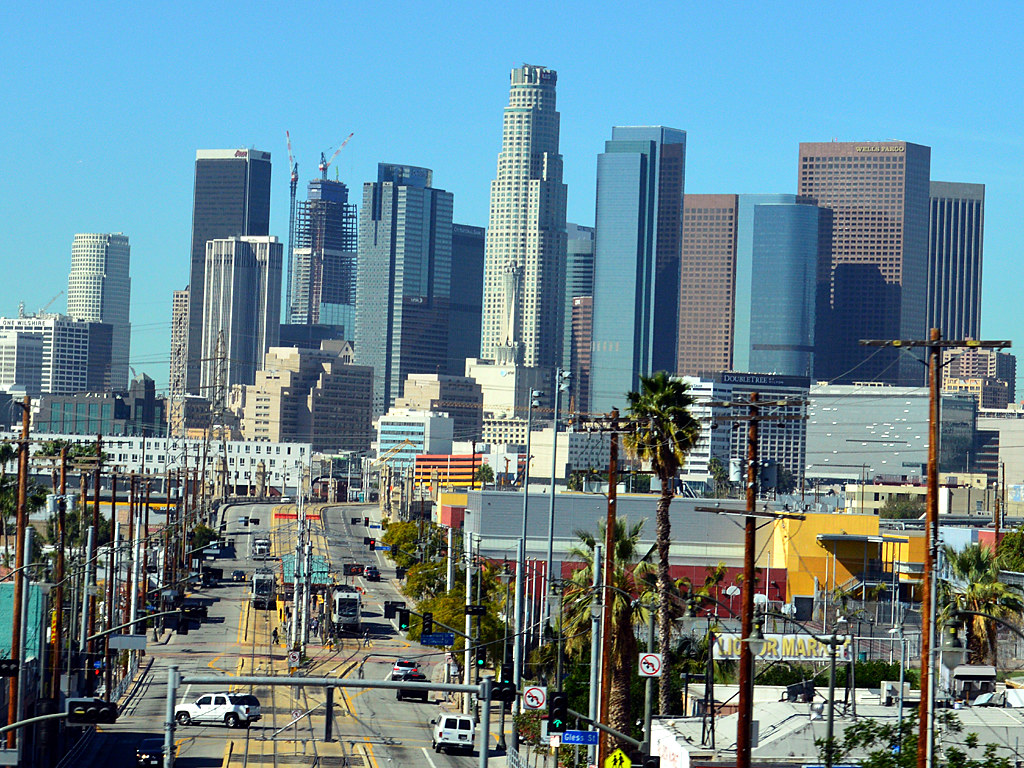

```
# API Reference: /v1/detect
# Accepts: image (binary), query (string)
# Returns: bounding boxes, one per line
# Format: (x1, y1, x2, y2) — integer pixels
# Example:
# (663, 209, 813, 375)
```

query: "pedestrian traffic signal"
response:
(421, 612, 433, 635)
(642, 756, 660, 768)
(398, 608, 411, 631)
(0, 658, 18, 677)
(548, 691, 568, 733)
(66, 697, 118, 725)
(364, 516, 370, 526)
(369, 538, 376, 551)
(475, 646, 486, 668)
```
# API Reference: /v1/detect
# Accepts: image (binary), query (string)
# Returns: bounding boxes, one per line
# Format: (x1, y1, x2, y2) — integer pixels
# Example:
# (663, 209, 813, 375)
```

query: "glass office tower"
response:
(590, 126, 686, 412)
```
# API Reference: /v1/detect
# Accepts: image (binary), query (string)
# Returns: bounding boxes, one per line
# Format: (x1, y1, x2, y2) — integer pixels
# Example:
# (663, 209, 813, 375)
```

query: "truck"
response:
(330, 584, 362, 633)
(252, 534, 271, 559)
(251, 569, 276, 610)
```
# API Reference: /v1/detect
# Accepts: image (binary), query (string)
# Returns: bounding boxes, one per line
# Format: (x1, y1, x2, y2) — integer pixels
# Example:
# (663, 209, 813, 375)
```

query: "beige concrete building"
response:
(393, 373, 483, 443)
(241, 341, 372, 453)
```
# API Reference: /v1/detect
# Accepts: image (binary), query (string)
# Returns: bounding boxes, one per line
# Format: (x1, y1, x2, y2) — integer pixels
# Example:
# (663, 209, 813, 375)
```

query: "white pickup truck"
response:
(175, 692, 261, 728)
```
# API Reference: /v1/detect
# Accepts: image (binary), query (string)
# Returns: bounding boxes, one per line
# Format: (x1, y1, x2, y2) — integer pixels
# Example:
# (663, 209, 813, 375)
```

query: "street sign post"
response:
(638, 652, 663, 678)
(563, 730, 600, 745)
(421, 632, 456, 646)
(376, 545, 391, 551)
(523, 685, 547, 709)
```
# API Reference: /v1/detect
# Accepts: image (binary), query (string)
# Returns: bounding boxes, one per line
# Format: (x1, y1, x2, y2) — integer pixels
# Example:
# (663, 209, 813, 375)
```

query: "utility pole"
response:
(6, 396, 28, 748)
(861, 330, 1010, 768)
(51, 447, 67, 699)
(105, 475, 117, 699)
(88, 434, 102, 668)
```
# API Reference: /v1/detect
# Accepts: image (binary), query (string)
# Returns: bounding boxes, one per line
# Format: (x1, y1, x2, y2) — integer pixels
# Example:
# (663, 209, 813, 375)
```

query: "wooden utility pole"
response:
(104, 475, 117, 700)
(736, 394, 759, 768)
(88, 434, 102, 665)
(597, 411, 619, 767)
(7, 396, 29, 748)
(861, 330, 1010, 768)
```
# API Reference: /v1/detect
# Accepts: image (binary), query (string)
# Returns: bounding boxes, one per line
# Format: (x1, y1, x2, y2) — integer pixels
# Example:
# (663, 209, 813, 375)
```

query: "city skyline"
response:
(4, 4, 1024, 391)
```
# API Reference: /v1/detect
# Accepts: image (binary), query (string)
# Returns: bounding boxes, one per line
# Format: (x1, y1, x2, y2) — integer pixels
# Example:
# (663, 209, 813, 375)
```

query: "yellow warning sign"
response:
(604, 748, 632, 768)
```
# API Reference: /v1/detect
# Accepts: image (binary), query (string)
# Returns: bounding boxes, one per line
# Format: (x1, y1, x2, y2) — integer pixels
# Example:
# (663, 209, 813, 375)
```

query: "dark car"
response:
(396, 671, 430, 701)
(364, 565, 381, 582)
(136, 737, 163, 767)
(231, 569, 246, 582)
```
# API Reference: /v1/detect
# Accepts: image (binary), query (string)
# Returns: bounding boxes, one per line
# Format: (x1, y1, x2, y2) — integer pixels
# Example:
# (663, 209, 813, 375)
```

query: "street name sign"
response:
(421, 632, 456, 646)
(563, 730, 600, 745)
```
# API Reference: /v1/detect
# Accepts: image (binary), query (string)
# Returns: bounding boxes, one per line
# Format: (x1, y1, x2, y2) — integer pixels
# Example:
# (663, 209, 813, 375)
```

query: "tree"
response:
(822, 710, 1013, 768)
(940, 543, 1024, 664)
(380, 520, 420, 568)
(625, 372, 700, 714)
(706, 457, 730, 498)
(0, 442, 17, 564)
(880, 497, 925, 519)
(473, 464, 494, 487)
(560, 518, 655, 742)
(996, 525, 1024, 572)
(191, 524, 218, 550)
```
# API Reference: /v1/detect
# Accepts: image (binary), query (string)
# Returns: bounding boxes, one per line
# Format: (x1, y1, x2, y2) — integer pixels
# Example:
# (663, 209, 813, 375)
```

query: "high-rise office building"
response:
(288, 179, 358, 330)
(68, 233, 131, 390)
(0, 331, 42, 396)
(200, 236, 282, 393)
(447, 224, 485, 376)
(677, 194, 738, 376)
(570, 296, 593, 415)
(168, 288, 190, 435)
(591, 126, 686, 411)
(746, 200, 821, 377)
(0, 314, 111, 394)
(562, 223, 594, 371)
(798, 141, 931, 385)
(480, 64, 567, 371)
(185, 149, 272, 393)
(354, 164, 453, 415)
(928, 182, 984, 341)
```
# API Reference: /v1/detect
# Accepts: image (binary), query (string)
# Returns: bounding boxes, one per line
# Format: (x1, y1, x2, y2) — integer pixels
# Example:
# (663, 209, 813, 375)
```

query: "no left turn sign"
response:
(638, 652, 663, 677)
(524, 685, 548, 709)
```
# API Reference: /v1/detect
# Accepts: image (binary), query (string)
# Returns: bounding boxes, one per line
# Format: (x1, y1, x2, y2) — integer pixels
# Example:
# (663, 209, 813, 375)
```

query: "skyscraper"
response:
(480, 64, 567, 371)
(677, 194, 738, 376)
(200, 236, 282, 394)
(928, 182, 984, 341)
(591, 126, 686, 412)
(354, 164, 453, 415)
(288, 179, 358, 330)
(798, 141, 931, 385)
(185, 149, 272, 393)
(68, 233, 131, 389)
(447, 224, 485, 376)
(562, 223, 594, 371)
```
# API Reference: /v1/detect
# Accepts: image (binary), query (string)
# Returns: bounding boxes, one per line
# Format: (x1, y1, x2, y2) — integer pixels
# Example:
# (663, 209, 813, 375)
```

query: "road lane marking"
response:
(421, 746, 440, 768)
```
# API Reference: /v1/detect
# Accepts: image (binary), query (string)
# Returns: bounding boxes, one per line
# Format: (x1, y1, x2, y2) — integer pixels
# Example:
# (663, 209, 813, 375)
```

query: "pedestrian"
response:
(363, 629, 371, 647)
(272, 628, 279, 645)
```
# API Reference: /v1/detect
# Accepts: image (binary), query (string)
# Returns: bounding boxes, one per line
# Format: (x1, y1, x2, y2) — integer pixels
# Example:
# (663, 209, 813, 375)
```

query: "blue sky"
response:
(3, 2, 1023, 391)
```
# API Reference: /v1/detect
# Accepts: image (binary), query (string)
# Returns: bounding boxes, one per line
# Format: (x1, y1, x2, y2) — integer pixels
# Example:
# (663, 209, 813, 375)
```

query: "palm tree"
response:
(625, 372, 700, 714)
(941, 544, 1024, 665)
(0, 442, 17, 565)
(561, 518, 654, 741)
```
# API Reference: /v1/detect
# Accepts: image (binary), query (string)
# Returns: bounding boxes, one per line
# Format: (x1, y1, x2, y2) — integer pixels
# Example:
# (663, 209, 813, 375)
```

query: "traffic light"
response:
(66, 697, 118, 725)
(364, 516, 370, 526)
(642, 756, 661, 768)
(548, 691, 568, 733)
(421, 612, 434, 635)
(369, 538, 376, 551)
(0, 659, 18, 677)
(398, 608, 411, 631)
(475, 646, 486, 668)
(395, 567, 406, 579)
(491, 681, 516, 703)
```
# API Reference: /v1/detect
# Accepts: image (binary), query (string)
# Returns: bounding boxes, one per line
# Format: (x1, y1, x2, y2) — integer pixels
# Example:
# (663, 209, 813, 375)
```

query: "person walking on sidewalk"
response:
(363, 629, 371, 647)
(272, 628, 279, 645)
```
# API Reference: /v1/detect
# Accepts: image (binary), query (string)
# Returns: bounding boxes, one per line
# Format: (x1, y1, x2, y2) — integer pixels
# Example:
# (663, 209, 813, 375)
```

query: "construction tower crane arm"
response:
(286, 130, 298, 183)
(319, 132, 354, 179)
(370, 438, 415, 468)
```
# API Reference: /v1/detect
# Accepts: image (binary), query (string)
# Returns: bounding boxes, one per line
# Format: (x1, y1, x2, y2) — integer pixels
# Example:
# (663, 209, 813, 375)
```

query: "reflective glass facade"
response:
(591, 126, 685, 412)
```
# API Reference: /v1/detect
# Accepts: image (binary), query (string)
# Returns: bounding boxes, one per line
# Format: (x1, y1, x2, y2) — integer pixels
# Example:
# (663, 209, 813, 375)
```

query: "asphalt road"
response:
(73, 501, 501, 768)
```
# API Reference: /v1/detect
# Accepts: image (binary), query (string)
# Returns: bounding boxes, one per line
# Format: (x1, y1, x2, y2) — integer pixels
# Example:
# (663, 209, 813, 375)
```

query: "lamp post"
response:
(497, 563, 513, 751)
(545, 369, 570, 632)
(511, 388, 541, 752)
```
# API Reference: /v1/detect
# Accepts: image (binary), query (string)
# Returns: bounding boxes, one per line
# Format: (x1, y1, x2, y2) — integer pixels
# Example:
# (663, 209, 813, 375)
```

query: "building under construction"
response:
(288, 179, 358, 329)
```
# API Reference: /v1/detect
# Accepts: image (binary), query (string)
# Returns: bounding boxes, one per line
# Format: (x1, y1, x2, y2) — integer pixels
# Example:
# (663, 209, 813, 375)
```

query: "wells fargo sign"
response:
(713, 632, 853, 662)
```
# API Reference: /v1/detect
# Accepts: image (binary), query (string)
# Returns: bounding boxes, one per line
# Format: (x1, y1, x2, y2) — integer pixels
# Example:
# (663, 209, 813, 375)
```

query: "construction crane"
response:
(319, 133, 354, 180)
(38, 290, 64, 315)
(285, 131, 299, 320)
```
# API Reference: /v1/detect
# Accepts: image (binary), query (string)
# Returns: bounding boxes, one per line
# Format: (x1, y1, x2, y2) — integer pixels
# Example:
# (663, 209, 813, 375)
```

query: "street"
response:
(72, 501, 501, 768)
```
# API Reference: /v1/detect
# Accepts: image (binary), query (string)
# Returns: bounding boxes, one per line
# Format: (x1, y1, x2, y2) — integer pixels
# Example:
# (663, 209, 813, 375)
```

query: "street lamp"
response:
(511, 388, 541, 751)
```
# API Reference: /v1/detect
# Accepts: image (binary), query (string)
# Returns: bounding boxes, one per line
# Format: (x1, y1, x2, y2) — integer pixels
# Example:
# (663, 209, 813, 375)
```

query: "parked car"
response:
(135, 737, 163, 767)
(364, 565, 381, 582)
(231, 569, 247, 582)
(396, 671, 430, 701)
(431, 713, 476, 754)
(175, 692, 261, 728)
(391, 659, 419, 680)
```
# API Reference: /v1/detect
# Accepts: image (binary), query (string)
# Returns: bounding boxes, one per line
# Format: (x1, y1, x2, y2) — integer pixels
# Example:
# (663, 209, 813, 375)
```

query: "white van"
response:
(430, 713, 476, 754)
